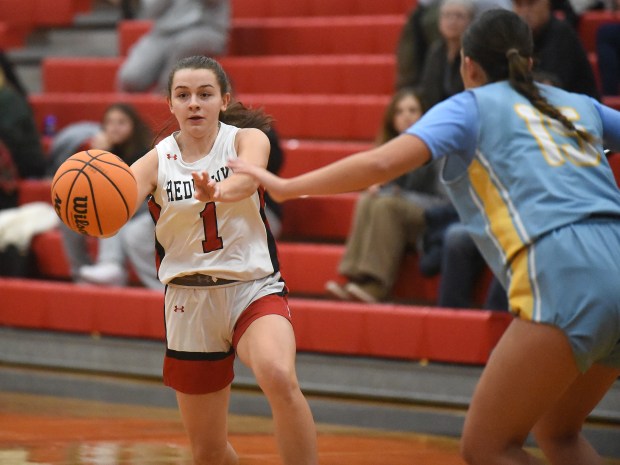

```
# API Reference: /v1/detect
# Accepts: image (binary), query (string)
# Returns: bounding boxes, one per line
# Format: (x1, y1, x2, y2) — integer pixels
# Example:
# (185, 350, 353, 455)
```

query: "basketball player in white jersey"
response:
(130, 55, 318, 465)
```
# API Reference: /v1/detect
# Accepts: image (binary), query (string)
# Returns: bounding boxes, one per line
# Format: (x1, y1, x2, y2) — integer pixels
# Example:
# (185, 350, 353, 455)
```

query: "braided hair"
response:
(462, 9, 594, 144)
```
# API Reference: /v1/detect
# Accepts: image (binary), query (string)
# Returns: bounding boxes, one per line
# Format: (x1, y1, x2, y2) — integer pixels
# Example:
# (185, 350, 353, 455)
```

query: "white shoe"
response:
(78, 262, 128, 287)
(344, 282, 380, 304)
(325, 280, 351, 300)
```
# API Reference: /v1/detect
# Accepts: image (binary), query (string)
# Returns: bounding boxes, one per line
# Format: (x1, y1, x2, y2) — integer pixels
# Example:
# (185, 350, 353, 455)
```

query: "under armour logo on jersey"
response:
(173, 305, 185, 313)
(167, 153, 178, 160)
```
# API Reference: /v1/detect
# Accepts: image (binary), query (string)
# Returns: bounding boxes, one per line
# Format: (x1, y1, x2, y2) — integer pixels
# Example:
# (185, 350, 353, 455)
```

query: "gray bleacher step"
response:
(72, 1, 122, 29)
(9, 28, 118, 64)
(0, 327, 479, 408)
(6, 0, 120, 94)
(1, 327, 619, 423)
(8, 28, 118, 93)
(7, 28, 118, 94)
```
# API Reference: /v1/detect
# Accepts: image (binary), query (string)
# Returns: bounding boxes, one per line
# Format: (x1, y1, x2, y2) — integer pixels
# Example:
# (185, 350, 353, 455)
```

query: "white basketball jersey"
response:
(150, 123, 280, 284)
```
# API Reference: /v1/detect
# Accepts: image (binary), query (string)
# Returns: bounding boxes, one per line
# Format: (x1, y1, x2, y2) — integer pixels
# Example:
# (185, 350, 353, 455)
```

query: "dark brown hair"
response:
(103, 102, 153, 164)
(375, 87, 427, 145)
(167, 55, 272, 132)
(462, 9, 593, 143)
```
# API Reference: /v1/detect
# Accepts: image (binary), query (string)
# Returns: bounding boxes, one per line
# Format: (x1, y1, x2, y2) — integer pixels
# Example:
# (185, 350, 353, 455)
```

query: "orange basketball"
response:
(51, 149, 138, 237)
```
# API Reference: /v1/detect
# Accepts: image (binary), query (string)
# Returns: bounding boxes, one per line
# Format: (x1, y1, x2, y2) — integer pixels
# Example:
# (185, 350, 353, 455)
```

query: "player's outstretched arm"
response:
(130, 149, 159, 215)
(192, 128, 271, 203)
(228, 134, 431, 202)
(226, 159, 289, 202)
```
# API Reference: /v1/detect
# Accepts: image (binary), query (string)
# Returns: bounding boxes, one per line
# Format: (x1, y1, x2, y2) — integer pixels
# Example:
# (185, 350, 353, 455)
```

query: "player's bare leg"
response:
(237, 314, 318, 465)
(533, 363, 620, 465)
(176, 387, 239, 465)
(461, 318, 582, 465)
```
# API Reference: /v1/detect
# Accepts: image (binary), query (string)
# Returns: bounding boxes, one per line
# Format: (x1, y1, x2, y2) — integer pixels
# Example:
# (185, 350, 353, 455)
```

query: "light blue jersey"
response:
(409, 82, 620, 370)
(409, 82, 620, 288)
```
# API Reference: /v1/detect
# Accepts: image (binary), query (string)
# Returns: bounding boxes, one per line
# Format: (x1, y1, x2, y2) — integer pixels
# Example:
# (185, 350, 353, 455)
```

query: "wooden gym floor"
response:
(0, 390, 469, 465)
(4, 389, 620, 465)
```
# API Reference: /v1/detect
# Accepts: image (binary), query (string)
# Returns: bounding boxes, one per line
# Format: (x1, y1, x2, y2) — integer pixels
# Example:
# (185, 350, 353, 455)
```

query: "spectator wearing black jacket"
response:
(513, 0, 600, 98)
(0, 55, 46, 209)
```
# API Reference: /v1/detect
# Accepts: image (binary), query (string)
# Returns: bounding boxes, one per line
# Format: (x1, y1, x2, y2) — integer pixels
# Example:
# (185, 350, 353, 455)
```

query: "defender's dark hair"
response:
(167, 55, 272, 132)
(462, 9, 593, 143)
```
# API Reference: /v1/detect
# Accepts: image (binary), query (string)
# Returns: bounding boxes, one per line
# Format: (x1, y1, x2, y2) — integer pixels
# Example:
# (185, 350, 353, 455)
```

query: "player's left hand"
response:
(192, 171, 221, 202)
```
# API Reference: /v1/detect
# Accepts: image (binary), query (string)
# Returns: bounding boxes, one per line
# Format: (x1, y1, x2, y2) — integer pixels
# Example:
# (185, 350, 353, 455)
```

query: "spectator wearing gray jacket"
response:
(117, 0, 230, 92)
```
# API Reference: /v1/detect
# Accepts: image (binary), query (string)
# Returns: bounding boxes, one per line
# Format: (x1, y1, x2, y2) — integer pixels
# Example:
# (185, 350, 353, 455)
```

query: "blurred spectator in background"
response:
(513, 0, 600, 98)
(406, 0, 506, 309)
(0, 52, 46, 210)
(395, 0, 442, 90)
(436, 222, 509, 310)
(107, 0, 140, 19)
(416, 0, 476, 107)
(595, 0, 620, 96)
(117, 0, 230, 93)
(56, 103, 162, 290)
(395, 0, 511, 91)
(325, 88, 450, 303)
(597, 24, 620, 95)
(0, 50, 28, 97)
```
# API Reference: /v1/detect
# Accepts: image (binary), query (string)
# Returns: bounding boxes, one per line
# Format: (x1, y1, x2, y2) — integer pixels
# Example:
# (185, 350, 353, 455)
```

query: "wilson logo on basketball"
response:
(53, 192, 62, 217)
(72, 195, 90, 234)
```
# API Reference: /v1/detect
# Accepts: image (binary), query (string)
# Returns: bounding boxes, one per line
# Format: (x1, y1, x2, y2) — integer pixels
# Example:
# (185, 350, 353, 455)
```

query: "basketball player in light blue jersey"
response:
(227, 9, 620, 465)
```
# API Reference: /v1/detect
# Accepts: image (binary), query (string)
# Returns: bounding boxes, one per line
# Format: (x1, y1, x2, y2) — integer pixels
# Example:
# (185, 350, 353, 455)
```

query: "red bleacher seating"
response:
(608, 152, 620, 187)
(603, 96, 620, 111)
(42, 55, 396, 95)
(29, 93, 389, 141)
(279, 140, 371, 178)
(0, 22, 8, 48)
(118, 16, 405, 57)
(17, 179, 52, 206)
(0, 277, 512, 364)
(0, 0, 92, 47)
(281, 195, 357, 240)
(0, 0, 36, 47)
(231, 0, 413, 18)
(578, 10, 620, 53)
(32, 0, 92, 27)
(28, 217, 446, 303)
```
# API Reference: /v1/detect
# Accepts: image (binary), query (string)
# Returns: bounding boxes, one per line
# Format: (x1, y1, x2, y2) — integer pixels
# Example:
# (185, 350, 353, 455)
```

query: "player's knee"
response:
(533, 423, 580, 452)
(254, 362, 299, 402)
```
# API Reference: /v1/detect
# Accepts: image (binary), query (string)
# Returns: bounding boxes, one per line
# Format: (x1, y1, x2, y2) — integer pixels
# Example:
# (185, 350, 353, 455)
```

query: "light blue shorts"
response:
(508, 217, 620, 372)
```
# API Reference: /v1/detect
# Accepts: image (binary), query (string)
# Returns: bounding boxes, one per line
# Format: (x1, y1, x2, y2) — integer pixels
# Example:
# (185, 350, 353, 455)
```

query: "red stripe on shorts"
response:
(163, 352, 235, 394)
(232, 293, 292, 348)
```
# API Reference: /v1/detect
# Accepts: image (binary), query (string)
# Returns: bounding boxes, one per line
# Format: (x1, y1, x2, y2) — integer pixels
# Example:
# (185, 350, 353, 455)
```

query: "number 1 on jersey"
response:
(200, 202, 223, 253)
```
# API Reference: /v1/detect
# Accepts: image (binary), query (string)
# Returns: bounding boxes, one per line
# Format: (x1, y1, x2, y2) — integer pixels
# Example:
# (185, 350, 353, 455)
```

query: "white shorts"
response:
(163, 272, 289, 394)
